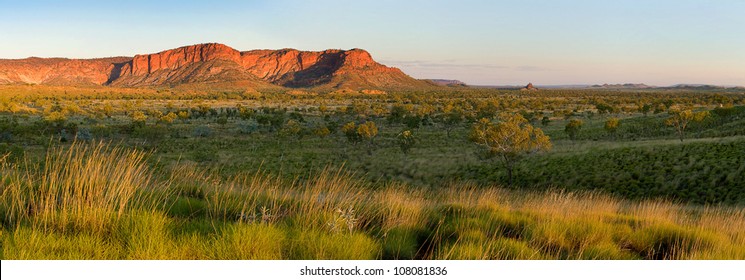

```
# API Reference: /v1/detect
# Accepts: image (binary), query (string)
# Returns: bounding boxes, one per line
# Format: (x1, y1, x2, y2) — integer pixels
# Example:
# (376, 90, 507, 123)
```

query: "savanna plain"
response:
(2, 85, 745, 260)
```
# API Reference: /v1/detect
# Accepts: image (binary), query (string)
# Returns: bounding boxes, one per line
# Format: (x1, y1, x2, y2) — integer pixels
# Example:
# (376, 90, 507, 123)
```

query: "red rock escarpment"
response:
(0, 57, 130, 85)
(0, 43, 427, 89)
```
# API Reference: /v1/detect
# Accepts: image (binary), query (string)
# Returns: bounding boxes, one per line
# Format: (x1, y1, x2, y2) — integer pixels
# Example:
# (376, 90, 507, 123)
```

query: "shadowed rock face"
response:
(0, 43, 428, 89)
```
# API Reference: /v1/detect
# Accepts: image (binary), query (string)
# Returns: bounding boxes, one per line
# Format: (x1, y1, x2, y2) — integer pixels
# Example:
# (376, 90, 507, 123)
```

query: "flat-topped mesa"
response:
(124, 43, 241, 76)
(121, 44, 383, 79)
(0, 43, 429, 89)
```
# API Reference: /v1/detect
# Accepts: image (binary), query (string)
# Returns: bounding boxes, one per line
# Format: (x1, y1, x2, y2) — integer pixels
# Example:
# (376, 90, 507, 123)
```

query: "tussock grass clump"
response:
(628, 223, 720, 260)
(4, 227, 121, 259)
(119, 211, 173, 259)
(287, 228, 380, 260)
(208, 223, 286, 259)
(0, 141, 157, 234)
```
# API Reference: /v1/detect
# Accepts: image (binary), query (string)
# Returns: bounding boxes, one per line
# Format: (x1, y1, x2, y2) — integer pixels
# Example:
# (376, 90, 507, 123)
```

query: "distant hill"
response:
(590, 83, 654, 89)
(425, 79, 467, 87)
(664, 84, 727, 90)
(470, 83, 743, 90)
(0, 43, 431, 90)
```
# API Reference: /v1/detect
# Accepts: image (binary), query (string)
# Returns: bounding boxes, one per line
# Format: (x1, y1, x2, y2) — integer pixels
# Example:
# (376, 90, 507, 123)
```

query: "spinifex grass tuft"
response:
(1, 141, 156, 234)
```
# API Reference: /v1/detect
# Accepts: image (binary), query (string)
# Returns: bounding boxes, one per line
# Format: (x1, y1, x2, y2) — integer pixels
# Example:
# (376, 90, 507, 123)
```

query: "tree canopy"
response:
(470, 113, 552, 185)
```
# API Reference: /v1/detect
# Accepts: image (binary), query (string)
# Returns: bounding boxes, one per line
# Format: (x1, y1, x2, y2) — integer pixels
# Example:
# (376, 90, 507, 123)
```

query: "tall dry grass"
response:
(1, 142, 744, 259)
(0, 141, 159, 234)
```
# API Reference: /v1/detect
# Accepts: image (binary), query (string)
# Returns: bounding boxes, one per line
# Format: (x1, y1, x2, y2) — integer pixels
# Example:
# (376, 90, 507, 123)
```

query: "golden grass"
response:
(1, 141, 160, 234)
(1, 142, 744, 259)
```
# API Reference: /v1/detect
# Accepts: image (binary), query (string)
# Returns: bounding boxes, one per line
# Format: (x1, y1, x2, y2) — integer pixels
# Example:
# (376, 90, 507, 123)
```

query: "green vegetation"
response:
(467, 137, 745, 204)
(1, 142, 744, 260)
(565, 119, 583, 141)
(604, 117, 620, 139)
(1, 85, 745, 259)
(469, 113, 551, 185)
(665, 107, 710, 142)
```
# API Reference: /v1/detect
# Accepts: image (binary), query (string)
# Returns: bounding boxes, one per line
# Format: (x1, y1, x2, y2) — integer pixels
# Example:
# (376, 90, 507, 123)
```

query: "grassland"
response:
(2, 141, 744, 260)
(1, 85, 744, 259)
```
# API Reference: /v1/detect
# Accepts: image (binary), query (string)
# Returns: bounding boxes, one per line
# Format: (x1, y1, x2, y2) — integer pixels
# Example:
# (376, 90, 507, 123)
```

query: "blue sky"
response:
(1, 0, 743, 86)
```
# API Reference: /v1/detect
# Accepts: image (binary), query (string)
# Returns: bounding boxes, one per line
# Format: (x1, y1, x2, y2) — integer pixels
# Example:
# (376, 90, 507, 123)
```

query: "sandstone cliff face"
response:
(0, 57, 130, 85)
(0, 43, 427, 89)
(121, 43, 241, 76)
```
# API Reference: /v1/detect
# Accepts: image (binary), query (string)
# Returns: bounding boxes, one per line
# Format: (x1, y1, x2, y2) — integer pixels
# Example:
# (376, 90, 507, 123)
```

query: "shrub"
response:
(565, 119, 583, 140)
(131, 111, 147, 127)
(313, 126, 331, 138)
(237, 121, 259, 134)
(397, 130, 416, 154)
(193, 126, 213, 138)
(357, 121, 378, 143)
(342, 122, 360, 144)
(76, 128, 93, 141)
(604, 117, 620, 138)
(160, 112, 177, 124)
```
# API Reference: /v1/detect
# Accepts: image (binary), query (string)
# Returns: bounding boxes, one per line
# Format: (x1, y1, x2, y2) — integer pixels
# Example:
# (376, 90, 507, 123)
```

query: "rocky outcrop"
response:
(425, 79, 467, 87)
(0, 57, 130, 85)
(124, 43, 240, 76)
(0, 43, 429, 89)
(521, 82, 537, 91)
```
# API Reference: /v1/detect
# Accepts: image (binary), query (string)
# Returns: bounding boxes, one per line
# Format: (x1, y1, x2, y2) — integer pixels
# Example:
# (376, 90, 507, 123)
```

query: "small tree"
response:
(341, 122, 361, 144)
(470, 113, 552, 186)
(665, 107, 709, 142)
(160, 112, 177, 125)
(279, 119, 302, 140)
(595, 102, 616, 114)
(565, 119, 583, 141)
(397, 130, 417, 154)
(604, 117, 620, 139)
(44, 111, 67, 126)
(638, 103, 652, 116)
(442, 110, 463, 138)
(357, 121, 378, 154)
(178, 110, 190, 120)
(387, 105, 408, 124)
(131, 111, 147, 127)
(313, 126, 331, 138)
(403, 115, 421, 130)
(357, 121, 378, 141)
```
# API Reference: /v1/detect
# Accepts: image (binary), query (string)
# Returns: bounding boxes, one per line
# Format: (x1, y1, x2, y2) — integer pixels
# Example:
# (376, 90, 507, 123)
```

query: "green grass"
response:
(2, 87, 745, 259)
(3, 99, 745, 204)
(2, 142, 744, 260)
(501, 138, 745, 204)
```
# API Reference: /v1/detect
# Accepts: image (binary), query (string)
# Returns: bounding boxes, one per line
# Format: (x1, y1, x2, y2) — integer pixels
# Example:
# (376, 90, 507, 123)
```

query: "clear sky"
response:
(1, 0, 743, 86)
